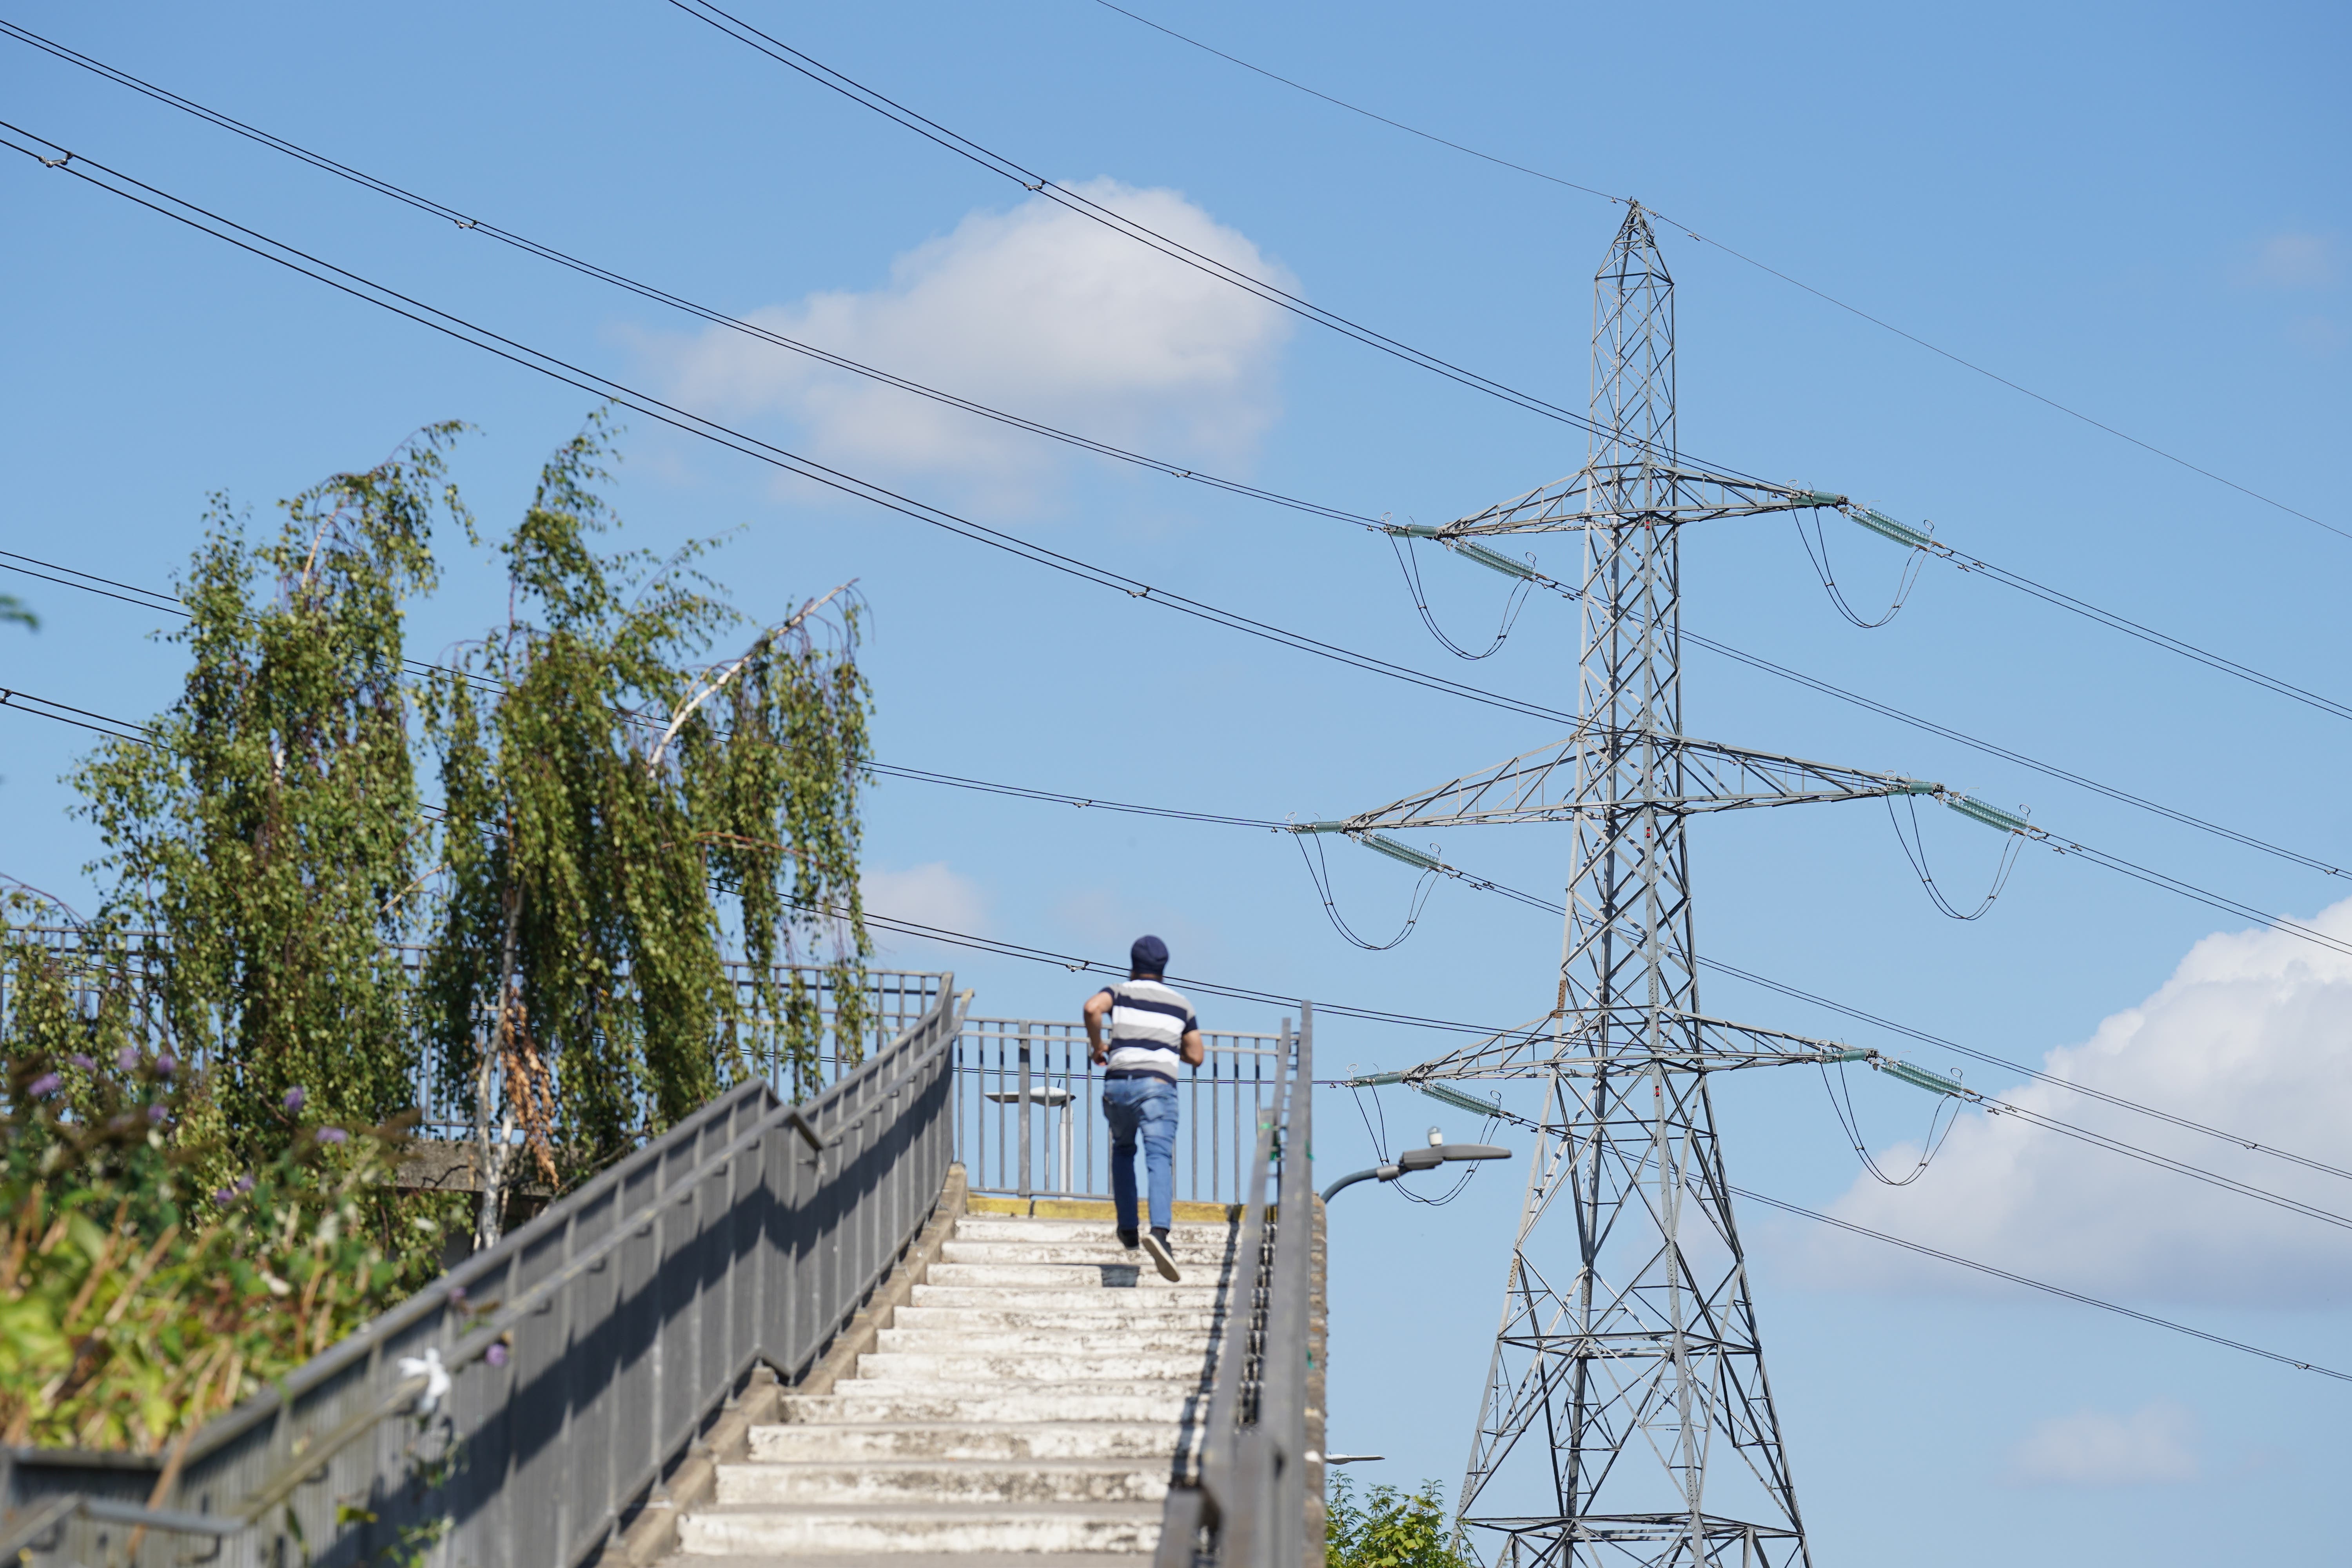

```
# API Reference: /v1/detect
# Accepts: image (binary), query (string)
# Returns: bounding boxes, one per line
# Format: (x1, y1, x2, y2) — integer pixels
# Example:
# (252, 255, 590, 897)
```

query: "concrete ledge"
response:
(595, 1161, 971, 1568)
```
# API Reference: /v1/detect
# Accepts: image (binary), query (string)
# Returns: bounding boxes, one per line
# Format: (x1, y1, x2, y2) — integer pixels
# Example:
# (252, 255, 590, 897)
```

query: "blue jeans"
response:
(1103, 1074, 1178, 1234)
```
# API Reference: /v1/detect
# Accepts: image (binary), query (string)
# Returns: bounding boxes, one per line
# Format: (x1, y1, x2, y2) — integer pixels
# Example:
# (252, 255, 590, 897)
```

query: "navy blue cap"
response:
(1130, 934, 1169, 976)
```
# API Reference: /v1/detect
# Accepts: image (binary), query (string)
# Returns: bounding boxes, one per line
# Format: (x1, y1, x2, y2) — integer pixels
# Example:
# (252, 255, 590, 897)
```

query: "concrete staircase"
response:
(670, 1211, 1233, 1564)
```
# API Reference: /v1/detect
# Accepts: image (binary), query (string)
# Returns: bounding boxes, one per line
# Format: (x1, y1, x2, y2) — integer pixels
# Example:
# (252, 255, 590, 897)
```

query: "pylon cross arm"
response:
(1413, 463, 1838, 537)
(1314, 729, 1938, 834)
(1366, 1011, 1872, 1085)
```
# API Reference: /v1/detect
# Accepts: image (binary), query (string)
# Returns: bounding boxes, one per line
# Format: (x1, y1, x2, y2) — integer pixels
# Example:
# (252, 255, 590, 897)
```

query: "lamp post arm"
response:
(1321, 1164, 1402, 1203)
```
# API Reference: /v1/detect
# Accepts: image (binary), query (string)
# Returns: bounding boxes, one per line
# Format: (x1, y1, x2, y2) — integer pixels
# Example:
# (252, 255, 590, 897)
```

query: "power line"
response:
(1728, 1185, 2352, 1384)
(0, 18, 1384, 539)
(1081, 0, 2345, 546)
(658, 0, 1740, 462)
(855, 757, 2352, 1200)
(1393, 1083, 2352, 1383)
(16, 662, 2352, 1229)
(0, 681, 1511, 1040)
(12, 530, 2347, 900)
(7, 22, 2344, 754)
(0, 120, 1593, 735)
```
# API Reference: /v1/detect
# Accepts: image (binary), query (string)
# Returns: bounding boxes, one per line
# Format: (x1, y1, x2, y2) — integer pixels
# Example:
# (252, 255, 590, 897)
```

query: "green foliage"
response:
(0, 592, 34, 631)
(71, 426, 463, 1165)
(421, 415, 871, 1237)
(0, 413, 877, 1438)
(1327, 1475, 1471, 1568)
(0, 1020, 422, 1452)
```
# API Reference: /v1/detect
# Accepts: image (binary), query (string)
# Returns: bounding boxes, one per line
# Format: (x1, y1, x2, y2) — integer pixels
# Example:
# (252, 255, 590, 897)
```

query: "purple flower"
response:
(214, 1187, 237, 1204)
(483, 1343, 508, 1368)
(236, 1174, 256, 1194)
(447, 1286, 468, 1307)
(147, 1104, 168, 1123)
(317, 1127, 348, 1145)
(154, 1054, 176, 1078)
(69, 1054, 95, 1072)
(28, 1073, 62, 1098)
(117, 1046, 141, 1073)
(283, 1087, 306, 1113)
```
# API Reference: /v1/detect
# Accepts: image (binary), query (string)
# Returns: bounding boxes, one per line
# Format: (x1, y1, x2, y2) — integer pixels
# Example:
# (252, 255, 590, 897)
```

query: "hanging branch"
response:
(423, 415, 873, 1233)
(645, 581, 857, 775)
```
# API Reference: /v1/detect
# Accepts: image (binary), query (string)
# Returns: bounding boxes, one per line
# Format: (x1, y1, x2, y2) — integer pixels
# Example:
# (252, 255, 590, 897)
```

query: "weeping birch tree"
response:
(74, 427, 463, 1163)
(423, 420, 871, 1245)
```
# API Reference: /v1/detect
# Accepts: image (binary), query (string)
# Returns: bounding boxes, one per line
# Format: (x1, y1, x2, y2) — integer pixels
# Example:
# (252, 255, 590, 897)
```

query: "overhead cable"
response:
(1728, 1186, 2352, 1383)
(16, 671, 2352, 1221)
(0, 683, 1509, 1040)
(1082, 0, 2344, 546)
(5, 20, 2342, 742)
(10, 532, 2345, 898)
(0, 18, 1383, 537)
(0, 121, 1588, 733)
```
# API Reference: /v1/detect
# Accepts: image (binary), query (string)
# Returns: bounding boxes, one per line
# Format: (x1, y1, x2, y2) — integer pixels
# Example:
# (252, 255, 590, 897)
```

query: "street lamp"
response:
(1321, 1126, 1512, 1202)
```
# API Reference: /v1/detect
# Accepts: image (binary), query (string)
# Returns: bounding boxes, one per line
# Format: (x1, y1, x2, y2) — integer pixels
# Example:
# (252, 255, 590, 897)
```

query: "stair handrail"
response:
(1158, 1003, 1316, 1566)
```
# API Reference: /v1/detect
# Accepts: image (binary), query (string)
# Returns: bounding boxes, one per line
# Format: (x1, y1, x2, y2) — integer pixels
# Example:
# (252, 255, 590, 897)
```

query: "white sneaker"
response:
(1142, 1230, 1182, 1283)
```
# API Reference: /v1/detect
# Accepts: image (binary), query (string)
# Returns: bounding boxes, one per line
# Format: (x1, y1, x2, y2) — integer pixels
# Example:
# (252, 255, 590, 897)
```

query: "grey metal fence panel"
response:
(0, 925, 947, 1137)
(954, 1018, 1281, 1205)
(2, 982, 967, 1568)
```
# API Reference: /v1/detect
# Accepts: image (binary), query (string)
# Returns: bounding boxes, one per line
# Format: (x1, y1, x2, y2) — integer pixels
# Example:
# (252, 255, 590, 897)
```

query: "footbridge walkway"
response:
(1, 975, 1325, 1568)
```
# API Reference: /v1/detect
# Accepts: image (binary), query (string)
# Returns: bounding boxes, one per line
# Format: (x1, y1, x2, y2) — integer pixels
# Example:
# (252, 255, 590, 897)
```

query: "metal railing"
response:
(953, 1018, 1285, 1205)
(0, 922, 947, 1138)
(1, 980, 969, 1568)
(1156, 1005, 1317, 1567)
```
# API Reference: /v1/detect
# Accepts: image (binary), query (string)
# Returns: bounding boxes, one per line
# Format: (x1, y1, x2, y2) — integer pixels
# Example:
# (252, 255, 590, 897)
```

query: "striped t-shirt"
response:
(1098, 979, 1200, 1081)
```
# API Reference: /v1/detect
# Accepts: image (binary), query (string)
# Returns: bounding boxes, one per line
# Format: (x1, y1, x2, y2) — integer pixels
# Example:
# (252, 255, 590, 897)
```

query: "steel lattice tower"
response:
(1321, 205, 1955, 1566)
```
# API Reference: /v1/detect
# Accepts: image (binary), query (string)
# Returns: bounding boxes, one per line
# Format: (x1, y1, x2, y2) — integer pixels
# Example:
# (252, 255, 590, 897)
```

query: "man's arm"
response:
(1083, 989, 1115, 1065)
(1180, 1028, 1205, 1068)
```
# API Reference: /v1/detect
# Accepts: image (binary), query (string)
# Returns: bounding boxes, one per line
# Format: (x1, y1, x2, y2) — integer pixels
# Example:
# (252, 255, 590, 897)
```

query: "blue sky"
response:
(2, 1, 2347, 1559)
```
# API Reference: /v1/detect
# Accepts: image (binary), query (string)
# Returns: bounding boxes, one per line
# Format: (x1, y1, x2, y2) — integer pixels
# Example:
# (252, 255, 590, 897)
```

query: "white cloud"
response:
(1800, 897, 2352, 1303)
(2239, 232, 2340, 289)
(862, 862, 988, 943)
(657, 181, 1294, 506)
(2004, 1402, 2199, 1488)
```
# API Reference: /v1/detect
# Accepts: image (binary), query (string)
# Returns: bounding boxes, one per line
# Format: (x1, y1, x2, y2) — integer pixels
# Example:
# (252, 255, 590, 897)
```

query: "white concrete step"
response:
(928, 1261, 1229, 1289)
(783, 1385, 1201, 1426)
(907, 1284, 1226, 1311)
(876, 1326, 1219, 1356)
(953, 1218, 1226, 1241)
(748, 1420, 1192, 1465)
(939, 1239, 1232, 1266)
(714, 1458, 1169, 1505)
(853, 1350, 1209, 1384)
(889, 1304, 1225, 1335)
(679, 1501, 1163, 1556)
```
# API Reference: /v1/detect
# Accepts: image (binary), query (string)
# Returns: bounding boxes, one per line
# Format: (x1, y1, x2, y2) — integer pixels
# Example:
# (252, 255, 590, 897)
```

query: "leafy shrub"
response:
(1327, 1474, 1471, 1568)
(0, 1040, 430, 1453)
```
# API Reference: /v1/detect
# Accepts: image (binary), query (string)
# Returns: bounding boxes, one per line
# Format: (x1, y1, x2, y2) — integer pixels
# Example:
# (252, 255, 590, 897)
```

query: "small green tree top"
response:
(1327, 1475, 1472, 1568)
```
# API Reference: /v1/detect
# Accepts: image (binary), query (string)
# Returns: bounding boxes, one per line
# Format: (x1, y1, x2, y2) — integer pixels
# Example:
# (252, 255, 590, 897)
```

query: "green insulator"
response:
(1454, 541, 1539, 580)
(1364, 833, 1445, 871)
(1383, 522, 1446, 538)
(1883, 1060, 1964, 1097)
(1851, 507, 1935, 549)
(1798, 490, 1846, 508)
(1418, 1080, 1504, 1116)
(1829, 1047, 1873, 1063)
(1945, 795, 2032, 835)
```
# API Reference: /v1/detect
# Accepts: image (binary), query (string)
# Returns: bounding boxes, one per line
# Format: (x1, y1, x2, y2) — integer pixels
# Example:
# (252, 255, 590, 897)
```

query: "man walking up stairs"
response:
(669, 1208, 1231, 1562)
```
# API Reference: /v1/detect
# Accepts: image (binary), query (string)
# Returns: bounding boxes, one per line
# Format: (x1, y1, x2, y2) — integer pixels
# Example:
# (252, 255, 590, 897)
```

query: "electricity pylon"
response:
(1334, 204, 1933, 1567)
